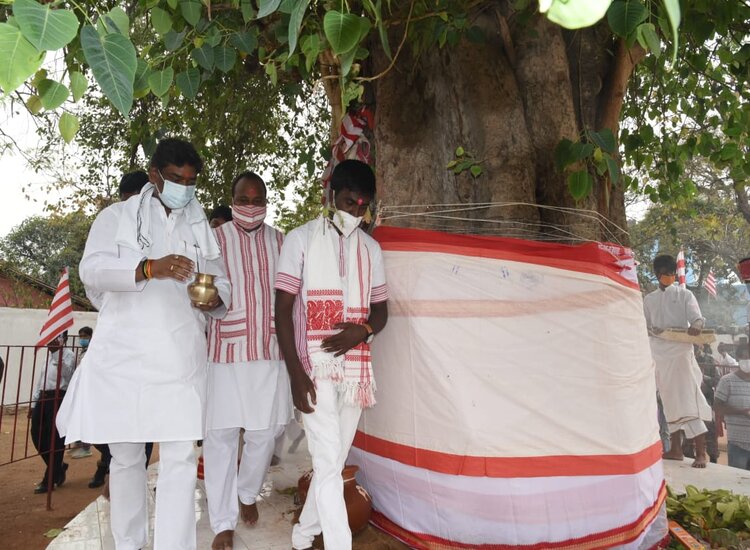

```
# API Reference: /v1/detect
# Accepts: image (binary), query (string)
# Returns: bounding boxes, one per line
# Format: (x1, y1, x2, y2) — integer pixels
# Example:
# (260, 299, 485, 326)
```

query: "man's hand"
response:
(150, 255, 195, 282)
(322, 323, 368, 357)
(687, 326, 701, 336)
(193, 296, 223, 311)
(290, 371, 317, 414)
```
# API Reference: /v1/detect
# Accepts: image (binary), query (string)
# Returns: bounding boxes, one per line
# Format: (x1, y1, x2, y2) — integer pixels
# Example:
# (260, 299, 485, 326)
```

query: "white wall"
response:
(0, 307, 98, 406)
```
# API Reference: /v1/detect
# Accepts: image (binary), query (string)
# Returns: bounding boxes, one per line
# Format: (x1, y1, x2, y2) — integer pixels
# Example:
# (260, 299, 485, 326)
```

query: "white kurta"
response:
(643, 285, 711, 435)
(206, 222, 292, 431)
(57, 196, 230, 443)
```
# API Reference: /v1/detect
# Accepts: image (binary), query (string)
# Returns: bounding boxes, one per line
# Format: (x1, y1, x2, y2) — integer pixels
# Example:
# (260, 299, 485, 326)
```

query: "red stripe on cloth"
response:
(352, 431, 663, 477)
(373, 226, 639, 290)
(369, 482, 666, 550)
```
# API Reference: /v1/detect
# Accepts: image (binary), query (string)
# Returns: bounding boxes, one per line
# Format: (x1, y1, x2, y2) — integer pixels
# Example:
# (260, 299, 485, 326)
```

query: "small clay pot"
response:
(296, 465, 372, 534)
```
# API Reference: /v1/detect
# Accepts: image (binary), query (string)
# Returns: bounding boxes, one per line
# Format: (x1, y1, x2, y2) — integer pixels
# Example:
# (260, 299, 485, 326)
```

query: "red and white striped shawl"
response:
(208, 222, 283, 364)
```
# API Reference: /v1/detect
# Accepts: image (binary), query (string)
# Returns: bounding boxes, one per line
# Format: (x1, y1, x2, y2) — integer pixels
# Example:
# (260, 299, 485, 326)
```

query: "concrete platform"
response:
(662, 457, 750, 496)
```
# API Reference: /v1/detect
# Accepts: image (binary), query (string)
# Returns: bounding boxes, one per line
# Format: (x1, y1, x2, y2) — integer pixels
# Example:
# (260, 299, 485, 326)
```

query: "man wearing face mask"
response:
(713, 346, 750, 470)
(643, 254, 712, 468)
(57, 138, 231, 550)
(275, 159, 389, 550)
(203, 172, 293, 550)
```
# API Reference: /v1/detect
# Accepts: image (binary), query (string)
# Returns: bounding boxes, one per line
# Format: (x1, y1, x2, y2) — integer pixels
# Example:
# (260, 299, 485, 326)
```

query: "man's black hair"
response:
(79, 326, 93, 337)
(149, 138, 203, 174)
(209, 205, 233, 222)
(231, 171, 266, 197)
(118, 171, 149, 197)
(653, 254, 677, 274)
(330, 159, 375, 198)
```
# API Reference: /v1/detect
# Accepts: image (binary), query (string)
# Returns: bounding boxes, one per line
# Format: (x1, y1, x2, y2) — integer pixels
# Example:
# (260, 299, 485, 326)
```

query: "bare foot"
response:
(212, 530, 234, 549)
(692, 453, 708, 468)
(662, 450, 684, 461)
(240, 502, 259, 525)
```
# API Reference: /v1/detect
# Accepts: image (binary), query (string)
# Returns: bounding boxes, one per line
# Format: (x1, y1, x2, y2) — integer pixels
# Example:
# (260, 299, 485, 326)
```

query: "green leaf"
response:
(164, 30, 186, 51)
(151, 7, 173, 35)
(636, 22, 660, 57)
(176, 67, 200, 99)
(58, 112, 79, 143)
(191, 45, 214, 70)
(257, 0, 282, 18)
(338, 46, 357, 78)
(324, 11, 369, 55)
(80, 26, 137, 116)
(102, 7, 130, 36)
(133, 59, 150, 92)
(455, 146, 465, 156)
(181, 0, 202, 26)
(288, 0, 310, 55)
(554, 138, 575, 170)
(607, 0, 648, 38)
(38, 78, 69, 109)
(605, 156, 620, 184)
(230, 31, 258, 54)
(470, 165, 482, 178)
(26, 94, 42, 114)
(662, 0, 680, 65)
(12, 0, 79, 51)
(589, 128, 616, 154)
(240, 0, 255, 22)
(214, 46, 236, 72)
(265, 61, 277, 85)
(301, 33, 321, 72)
(376, 0, 392, 59)
(567, 170, 593, 200)
(167, 0, 179, 9)
(0, 22, 45, 94)
(544, 0, 613, 29)
(148, 67, 173, 97)
(69, 71, 87, 102)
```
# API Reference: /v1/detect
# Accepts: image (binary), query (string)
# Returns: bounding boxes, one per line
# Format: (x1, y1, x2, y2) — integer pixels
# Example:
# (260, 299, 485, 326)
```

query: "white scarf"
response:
(304, 216, 375, 407)
(115, 183, 220, 260)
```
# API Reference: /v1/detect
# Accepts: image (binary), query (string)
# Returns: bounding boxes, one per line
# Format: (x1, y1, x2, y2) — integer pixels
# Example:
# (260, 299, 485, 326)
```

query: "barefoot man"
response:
(644, 254, 712, 468)
(203, 172, 293, 549)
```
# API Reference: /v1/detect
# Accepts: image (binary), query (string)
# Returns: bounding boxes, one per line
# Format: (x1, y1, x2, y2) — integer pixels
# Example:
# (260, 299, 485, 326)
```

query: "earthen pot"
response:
(297, 465, 372, 534)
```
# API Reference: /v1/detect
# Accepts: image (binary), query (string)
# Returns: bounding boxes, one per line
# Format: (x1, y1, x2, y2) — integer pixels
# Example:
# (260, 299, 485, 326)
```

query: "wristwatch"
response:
(363, 323, 375, 344)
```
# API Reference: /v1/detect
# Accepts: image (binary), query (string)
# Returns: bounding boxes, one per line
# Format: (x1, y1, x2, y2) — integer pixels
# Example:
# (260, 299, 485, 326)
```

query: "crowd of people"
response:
(644, 254, 750, 471)
(28, 138, 388, 550)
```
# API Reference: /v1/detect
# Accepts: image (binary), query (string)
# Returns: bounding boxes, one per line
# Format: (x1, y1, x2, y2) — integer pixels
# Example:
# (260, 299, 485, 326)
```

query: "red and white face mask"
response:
(232, 204, 266, 231)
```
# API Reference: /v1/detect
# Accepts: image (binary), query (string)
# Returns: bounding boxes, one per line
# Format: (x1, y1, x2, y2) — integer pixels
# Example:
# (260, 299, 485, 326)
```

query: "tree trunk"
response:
(368, 5, 632, 245)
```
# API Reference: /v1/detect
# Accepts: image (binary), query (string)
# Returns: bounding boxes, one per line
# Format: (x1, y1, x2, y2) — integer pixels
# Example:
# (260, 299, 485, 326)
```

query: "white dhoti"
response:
(203, 360, 292, 534)
(109, 441, 197, 550)
(651, 339, 711, 438)
(292, 379, 362, 550)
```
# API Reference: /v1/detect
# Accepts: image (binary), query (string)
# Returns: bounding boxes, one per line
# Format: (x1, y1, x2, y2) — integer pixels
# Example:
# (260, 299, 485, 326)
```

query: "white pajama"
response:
(203, 425, 282, 533)
(109, 441, 197, 550)
(292, 379, 362, 550)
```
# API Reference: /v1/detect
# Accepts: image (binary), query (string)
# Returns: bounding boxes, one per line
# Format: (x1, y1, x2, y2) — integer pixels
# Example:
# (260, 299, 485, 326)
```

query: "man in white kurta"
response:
(276, 160, 389, 550)
(643, 254, 711, 468)
(57, 138, 230, 550)
(203, 173, 293, 550)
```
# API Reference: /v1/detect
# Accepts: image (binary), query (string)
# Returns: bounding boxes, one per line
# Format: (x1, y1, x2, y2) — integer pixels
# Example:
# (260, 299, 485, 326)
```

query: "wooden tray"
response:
(657, 328, 716, 345)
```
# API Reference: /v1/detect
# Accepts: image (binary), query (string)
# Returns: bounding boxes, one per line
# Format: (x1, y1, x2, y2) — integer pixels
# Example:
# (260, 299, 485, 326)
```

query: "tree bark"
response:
(368, 4, 631, 244)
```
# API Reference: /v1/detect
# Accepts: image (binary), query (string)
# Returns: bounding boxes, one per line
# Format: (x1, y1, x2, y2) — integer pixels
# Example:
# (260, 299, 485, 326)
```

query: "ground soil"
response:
(0, 408, 405, 550)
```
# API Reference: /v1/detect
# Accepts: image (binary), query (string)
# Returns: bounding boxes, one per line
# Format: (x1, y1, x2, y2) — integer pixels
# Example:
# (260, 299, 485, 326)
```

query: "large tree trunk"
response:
(367, 5, 635, 244)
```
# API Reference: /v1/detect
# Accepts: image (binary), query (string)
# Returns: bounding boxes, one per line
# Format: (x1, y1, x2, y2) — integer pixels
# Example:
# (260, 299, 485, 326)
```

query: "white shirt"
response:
(33, 347, 76, 401)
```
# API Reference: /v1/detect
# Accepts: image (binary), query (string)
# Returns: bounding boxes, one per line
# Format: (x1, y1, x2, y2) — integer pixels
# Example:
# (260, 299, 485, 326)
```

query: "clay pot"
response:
(187, 273, 219, 306)
(296, 465, 372, 534)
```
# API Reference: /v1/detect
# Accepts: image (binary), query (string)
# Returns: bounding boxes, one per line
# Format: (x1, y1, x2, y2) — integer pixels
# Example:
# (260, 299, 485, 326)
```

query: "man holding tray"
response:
(644, 254, 712, 468)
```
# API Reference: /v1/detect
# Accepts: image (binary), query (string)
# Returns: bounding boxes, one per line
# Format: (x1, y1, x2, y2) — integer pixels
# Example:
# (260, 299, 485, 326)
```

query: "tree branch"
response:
(733, 181, 750, 225)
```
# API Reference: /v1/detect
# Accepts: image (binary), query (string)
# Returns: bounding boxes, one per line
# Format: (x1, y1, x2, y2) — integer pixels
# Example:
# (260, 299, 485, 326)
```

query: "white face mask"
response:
(332, 210, 362, 238)
(158, 171, 195, 209)
(739, 360, 750, 374)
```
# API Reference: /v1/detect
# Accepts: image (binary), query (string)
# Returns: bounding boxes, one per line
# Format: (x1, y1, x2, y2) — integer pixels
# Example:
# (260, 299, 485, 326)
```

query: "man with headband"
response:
(644, 254, 712, 468)
(203, 172, 293, 550)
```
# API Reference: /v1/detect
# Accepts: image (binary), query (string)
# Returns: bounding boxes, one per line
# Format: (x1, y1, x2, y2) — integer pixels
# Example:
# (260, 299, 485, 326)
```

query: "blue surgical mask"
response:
(79, 338, 90, 348)
(158, 171, 196, 209)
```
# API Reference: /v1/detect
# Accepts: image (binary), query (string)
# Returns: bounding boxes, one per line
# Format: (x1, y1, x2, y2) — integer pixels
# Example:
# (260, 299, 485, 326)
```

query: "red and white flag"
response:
(676, 249, 686, 288)
(36, 268, 74, 347)
(703, 269, 717, 298)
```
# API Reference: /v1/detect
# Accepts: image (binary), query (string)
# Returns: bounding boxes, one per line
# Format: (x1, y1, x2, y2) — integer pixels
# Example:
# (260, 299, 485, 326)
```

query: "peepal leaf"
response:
(148, 67, 173, 97)
(80, 25, 137, 116)
(69, 71, 87, 102)
(662, 0, 681, 65)
(58, 112, 79, 143)
(568, 170, 593, 200)
(13, 0, 79, 51)
(191, 45, 214, 70)
(214, 47, 236, 73)
(176, 67, 200, 99)
(38, 78, 69, 109)
(257, 0, 282, 18)
(151, 7, 173, 35)
(0, 23, 44, 94)
(607, 0, 648, 38)
(181, 0, 202, 26)
(324, 11, 369, 55)
(287, 0, 310, 55)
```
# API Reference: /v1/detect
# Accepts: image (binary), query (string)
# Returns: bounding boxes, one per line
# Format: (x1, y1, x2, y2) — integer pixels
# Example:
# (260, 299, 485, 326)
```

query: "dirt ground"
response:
(0, 409, 405, 550)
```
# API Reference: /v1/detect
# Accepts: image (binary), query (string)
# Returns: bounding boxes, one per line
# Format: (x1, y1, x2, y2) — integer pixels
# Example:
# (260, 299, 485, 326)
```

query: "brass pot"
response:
(187, 273, 219, 306)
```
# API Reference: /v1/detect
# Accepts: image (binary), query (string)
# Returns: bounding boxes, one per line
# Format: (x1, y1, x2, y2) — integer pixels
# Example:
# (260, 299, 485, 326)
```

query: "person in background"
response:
(31, 332, 76, 493)
(119, 170, 149, 201)
(209, 205, 233, 229)
(683, 345, 721, 463)
(69, 327, 94, 459)
(717, 343, 739, 376)
(714, 344, 750, 471)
